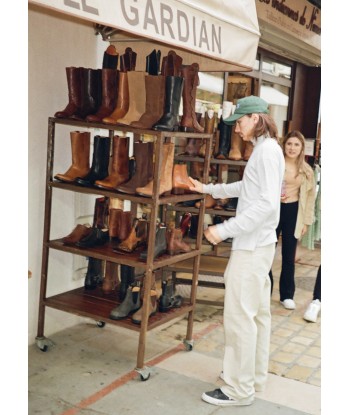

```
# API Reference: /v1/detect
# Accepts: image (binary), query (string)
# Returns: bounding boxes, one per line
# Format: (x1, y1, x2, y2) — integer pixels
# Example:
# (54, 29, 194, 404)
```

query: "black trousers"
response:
(313, 265, 321, 301)
(270, 201, 299, 301)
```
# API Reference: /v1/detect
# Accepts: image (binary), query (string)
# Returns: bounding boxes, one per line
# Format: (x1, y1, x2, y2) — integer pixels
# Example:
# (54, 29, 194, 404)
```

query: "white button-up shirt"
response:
(203, 136, 285, 251)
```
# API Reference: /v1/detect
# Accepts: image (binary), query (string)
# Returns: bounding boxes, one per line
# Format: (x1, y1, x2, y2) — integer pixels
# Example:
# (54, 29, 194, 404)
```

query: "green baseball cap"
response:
(224, 95, 269, 125)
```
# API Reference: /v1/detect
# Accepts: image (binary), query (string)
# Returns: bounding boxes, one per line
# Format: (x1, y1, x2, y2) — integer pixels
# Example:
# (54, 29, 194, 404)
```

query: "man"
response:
(189, 96, 285, 406)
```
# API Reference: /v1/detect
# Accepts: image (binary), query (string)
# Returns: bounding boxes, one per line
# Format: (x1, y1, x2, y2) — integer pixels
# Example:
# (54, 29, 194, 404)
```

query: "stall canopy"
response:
(28, 0, 261, 72)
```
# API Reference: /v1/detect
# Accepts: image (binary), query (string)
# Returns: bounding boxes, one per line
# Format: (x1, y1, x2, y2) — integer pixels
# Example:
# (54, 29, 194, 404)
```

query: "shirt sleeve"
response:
(202, 181, 242, 198)
(214, 151, 282, 241)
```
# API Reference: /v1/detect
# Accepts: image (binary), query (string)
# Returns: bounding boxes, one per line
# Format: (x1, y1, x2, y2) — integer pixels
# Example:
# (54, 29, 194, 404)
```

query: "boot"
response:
(159, 279, 183, 312)
(102, 261, 119, 294)
(118, 211, 133, 242)
(119, 265, 136, 302)
(102, 71, 129, 124)
(75, 136, 111, 186)
(119, 47, 137, 72)
(116, 71, 147, 125)
(166, 227, 191, 255)
(131, 273, 157, 324)
(172, 164, 193, 195)
(183, 138, 202, 156)
(108, 208, 123, 241)
(195, 194, 216, 209)
(54, 131, 90, 183)
(116, 141, 154, 194)
(84, 257, 103, 290)
(55, 67, 83, 118)
(140, 224, 167, 260)
(228, 131, 244, 160)
(110, 283, 141, 320)
(199, 109, 215, 157)
(215, 117, 232, 159)
(179, 212, 192, 237)
(130, 75, 165, 129)
(115, 218, 148, 253)
(224, 197, 238, 211)
(92, 196, 109, 229)
(146, 49, 161, 75)
(95, 135, 129, 190)
(76, 228, 109, 248)
(71, 68, 102, 120)
(62, 224, 92, 245)
(152, 76, 184, 131)
(180, 63, 204, 133)
(243, 141, 254, 161)
(190, 161, 203, 180)
(188, 214, 199, 239)
(161, 50, 183, 77)
(86, 69, 118, 123)
(102, 45, 119, 69)
(136, 142, 174, 197)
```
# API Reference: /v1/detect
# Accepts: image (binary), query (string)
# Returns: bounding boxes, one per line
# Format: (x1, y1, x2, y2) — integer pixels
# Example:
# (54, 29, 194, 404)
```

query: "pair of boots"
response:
(54, 133, 130, 190)
(110, 273, 157, 324)
(103, 263, 136, 299)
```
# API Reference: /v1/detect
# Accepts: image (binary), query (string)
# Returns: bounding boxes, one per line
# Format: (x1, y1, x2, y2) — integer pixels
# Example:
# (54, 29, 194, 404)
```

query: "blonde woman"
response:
(271, 130, 316, 310)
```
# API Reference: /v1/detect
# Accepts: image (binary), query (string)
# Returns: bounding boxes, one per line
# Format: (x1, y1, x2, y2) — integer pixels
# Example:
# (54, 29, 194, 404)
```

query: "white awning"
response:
(260, 86, 289, 107)
(28, 0, 261, 72)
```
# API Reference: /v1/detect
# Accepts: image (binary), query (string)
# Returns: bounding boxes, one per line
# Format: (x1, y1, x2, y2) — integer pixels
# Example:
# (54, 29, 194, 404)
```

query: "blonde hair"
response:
(283, 130, 309, 177)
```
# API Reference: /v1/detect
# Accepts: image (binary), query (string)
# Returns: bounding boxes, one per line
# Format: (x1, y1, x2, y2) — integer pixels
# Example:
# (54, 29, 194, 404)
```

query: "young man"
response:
(189, 96, 285, 406)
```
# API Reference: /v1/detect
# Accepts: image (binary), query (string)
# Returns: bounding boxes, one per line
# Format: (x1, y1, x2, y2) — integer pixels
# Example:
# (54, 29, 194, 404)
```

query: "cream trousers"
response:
(221, 244, 275, 401)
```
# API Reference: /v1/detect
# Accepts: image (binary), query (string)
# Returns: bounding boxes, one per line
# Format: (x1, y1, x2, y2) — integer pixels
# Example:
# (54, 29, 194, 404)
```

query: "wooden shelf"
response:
(44, 286, 193, 332)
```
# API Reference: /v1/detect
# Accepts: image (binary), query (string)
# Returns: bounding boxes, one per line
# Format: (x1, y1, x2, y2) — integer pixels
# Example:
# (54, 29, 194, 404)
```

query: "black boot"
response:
(224, 197, 238, 211)
(75, 135, 110, 186)
(119, 265, 136, 301)
(153, 76, 184, 131)
(146, 49, 161, 75)
(215, 117, 232, 159)
(188, 214, 199, 239)
(159, 279, 183, 312)
(102, 45, 119, 70)
(76, 228, 109, 248)
(71, 68, 102, 120)
(110, 284, 141, 320)
(84, 257, 103, 290)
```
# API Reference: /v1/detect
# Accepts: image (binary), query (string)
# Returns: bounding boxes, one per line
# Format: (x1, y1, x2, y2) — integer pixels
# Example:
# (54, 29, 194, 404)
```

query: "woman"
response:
(272, 130, 316, 310)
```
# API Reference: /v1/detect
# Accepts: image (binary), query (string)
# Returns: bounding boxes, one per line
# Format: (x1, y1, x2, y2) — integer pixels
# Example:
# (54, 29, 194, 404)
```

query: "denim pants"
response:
(221, 244, 275, 401)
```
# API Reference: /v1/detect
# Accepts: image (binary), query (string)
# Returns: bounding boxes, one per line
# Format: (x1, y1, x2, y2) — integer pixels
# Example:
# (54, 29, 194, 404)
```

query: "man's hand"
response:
(188, 177, 204, 193)
(204, 225, 222, 245)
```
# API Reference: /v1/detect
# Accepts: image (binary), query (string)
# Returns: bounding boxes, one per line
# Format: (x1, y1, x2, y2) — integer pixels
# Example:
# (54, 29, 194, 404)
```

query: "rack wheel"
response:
(183, 339, 194, 351)
(136, 367, 151, 381)
(35, 336, 54, 352)
(96, 321, 105, 328)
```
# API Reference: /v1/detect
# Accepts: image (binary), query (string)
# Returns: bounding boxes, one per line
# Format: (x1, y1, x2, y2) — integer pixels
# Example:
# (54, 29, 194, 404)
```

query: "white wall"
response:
(28, 4, 106, 345)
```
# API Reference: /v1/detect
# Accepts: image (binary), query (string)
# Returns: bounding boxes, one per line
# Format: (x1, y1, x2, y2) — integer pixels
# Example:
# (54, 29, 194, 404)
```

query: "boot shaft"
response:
(93, 196, 109, 229)
(146, 49, 161, 75)
(90, 135, 111, 178)
(120, 47, 137, 72)
(103, 45, 119, 70)
(73, 68, 102, 119)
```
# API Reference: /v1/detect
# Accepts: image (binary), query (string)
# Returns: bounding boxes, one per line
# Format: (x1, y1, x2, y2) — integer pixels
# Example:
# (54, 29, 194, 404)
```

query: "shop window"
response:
(262, 57, 291, 79)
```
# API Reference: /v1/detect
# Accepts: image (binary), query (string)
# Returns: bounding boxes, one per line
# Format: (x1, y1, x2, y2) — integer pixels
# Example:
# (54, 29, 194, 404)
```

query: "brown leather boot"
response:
(115, 218, 148, 253)
(190, 161, 203, 180)
(86, 69, 118, 122)
(119, 47, 137, 72)
(102, 261, 119, 294)
(183, 138, 202, 156)
(243, 141, 254, 160)
(199, 109, 215, 157)
(54, 131, 90, 183)
(180, 63, 204, 133)
(167, 227, 191, 255)
(116, 141, 154, 195)
(136, 142, 174, 197)
(108, 208, 123, 240)
(93, 196, 109, 229)
(195, 194, 216, 209)
(116, 71, 147, 125)
(130, 75, 166, 129)
(228, 131, 244, 160)
(95, 136, 129, 190)
(119, 211, 133, 242)
(55, 67, 83, 118)
(172, 164, 193, 195)
(62, 224, 92, 245)
(102, 71, 129, 124)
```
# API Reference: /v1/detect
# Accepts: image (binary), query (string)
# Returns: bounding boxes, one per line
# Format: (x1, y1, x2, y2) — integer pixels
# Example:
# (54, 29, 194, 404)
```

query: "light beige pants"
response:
(221, 244, 275, 401)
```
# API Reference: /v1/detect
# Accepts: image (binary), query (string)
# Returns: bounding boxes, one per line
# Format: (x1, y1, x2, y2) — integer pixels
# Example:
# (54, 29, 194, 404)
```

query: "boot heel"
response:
(172, 187, 185, 195)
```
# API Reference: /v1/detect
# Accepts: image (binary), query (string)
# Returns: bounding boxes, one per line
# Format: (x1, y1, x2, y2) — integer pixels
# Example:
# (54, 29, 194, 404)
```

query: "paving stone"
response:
(268, 361, 288, 376)
(291, 336, 315, 346)
(296, 355, 320, 369)
(271, 351, 298, 364)
(306, 346, 321, 358)
(281, 343, 307, 355)
(284, 365, 314, 382)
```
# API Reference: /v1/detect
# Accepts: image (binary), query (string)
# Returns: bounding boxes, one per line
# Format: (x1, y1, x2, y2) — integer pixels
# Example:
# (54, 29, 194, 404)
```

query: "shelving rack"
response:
(36, 117, 213, 380)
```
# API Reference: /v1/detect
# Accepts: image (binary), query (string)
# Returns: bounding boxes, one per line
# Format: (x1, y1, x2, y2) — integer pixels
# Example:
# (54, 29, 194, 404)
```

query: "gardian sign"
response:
(28, 0, 261, 70)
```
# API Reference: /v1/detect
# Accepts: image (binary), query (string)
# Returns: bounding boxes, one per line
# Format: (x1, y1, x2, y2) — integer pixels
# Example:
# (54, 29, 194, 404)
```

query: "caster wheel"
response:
(39, 345, 48, 352)
(136, 367, 151, 381)
(35, 336, 54, 352)
(183, 339, 194, 351)
(97, 321, 105, 328)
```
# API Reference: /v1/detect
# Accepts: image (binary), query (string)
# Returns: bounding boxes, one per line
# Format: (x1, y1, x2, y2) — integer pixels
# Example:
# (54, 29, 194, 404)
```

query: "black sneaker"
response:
(201, 388, 253, 406)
